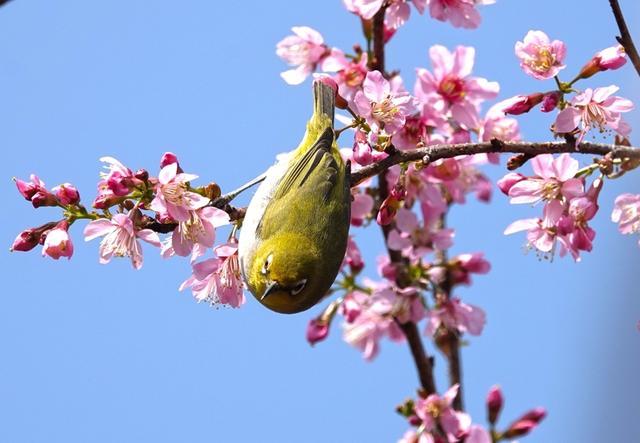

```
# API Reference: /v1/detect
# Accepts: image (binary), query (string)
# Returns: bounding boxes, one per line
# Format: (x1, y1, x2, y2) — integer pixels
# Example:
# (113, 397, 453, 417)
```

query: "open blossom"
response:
(322, 49, 368, 104)
(426, 0, 494, 29)
(179, 242, 245, 308)
(449, 252, 491, 285)
(99, 156, 141, 197)
(506, 153, 583, 205)
(612, 193, 640, 243)
(150, 162, 210, 222)
(414, 384, 471, 442)
(343, 0, 425, 29)
(515, 30, 566, 80)
(84, 213, 161, 269)
(480, 102, 521, 144)
(415, 45, 499, 129)
(388, 207, 454, 259)
(426, 298, 486, 336)
(354, 71, 416, 136)
(555, 85, 633, 142)
(42, 221, 74, 260)
(276, 26, 327, 85)
(168, 206, 230, 260)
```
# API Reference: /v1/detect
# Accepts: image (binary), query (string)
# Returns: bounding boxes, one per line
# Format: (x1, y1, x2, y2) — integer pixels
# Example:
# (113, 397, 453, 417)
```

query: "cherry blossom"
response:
(42, 221, 74, 260)
(150, 162, 210, 222)
(276, 26, 328, 85)
(322, 49, 369, 104)
(354, 71, 417, 136)
(14, 174, 57, 208)
(515, 30, 566, 80)
(426, 0, 494, 29)
(555, 85, 634, 142)
(426, 298, 486, 336)
(579, 45, 627, 78)
(415, 45, 499, 129)
(414, 384, 471, 442)
(52, 183, 80, 205)
(612, 193, 640, 243)
(168, 206, 230, 260)
(84, 213, 161, 269)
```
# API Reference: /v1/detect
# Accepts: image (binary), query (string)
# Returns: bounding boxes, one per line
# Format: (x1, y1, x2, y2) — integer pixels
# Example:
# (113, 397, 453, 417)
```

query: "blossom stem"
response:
(609, 0, 640, 77)
(350, 140, 640, 186)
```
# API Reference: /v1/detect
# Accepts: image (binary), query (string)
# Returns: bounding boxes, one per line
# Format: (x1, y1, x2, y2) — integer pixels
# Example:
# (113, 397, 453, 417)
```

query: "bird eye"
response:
(290, 279, 307, 296)
(261, 253, 273, 275)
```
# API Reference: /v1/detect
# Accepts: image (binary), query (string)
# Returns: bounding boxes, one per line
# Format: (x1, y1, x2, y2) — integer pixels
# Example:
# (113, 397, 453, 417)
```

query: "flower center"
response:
(163, 182, 188, 206)
(541, 181, 560, 200)
(438, 75, 466, 103)
(344, 67, 365, 88)
(372, 96, 399, 123)
(526, 47, 555, 73)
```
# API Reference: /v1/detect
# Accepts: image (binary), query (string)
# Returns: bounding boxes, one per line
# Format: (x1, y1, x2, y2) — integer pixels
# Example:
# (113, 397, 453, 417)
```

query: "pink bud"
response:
(383, 25, 396, 43)
(408, 415, 422, 426)
(497, 172, 525, 195)
(377, 196, 399, 226)
(10, 229, 40, 252)
(31, 191, 58, 208)
(596, 45, 627, 70)
(540, 91, 561, 113)
(500, 93, 544, 115)
(52, 183, 80, 205)
(306, 319, 329, 346)
(504, 407, 546, 438)
(160, 152, 180, 169)
(134, 169, 149, 181)
(15, 177, 39, 200)
(486, 385, 503, 425)
(42, 221, 74, 260)
(353, 131, 374, 166)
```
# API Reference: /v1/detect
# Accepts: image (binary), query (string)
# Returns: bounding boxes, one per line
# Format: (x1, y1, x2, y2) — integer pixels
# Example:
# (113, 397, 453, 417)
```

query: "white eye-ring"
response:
(290, 279, 307, 296)
(261, 253, 273, 275)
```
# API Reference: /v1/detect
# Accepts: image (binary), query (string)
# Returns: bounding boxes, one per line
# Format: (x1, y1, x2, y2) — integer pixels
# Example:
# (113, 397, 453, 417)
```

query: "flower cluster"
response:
(11, 153, 243, 308)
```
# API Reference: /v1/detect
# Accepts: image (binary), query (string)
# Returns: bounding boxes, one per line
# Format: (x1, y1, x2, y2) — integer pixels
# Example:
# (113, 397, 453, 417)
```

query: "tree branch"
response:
(0, 0, 13, 8)
(350, 140, 640, 187)
(609, 0, 640, 77)
(370, 5, 438, 397)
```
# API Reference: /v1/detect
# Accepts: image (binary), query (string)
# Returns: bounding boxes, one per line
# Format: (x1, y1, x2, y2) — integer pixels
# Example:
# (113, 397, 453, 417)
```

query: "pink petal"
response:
(137, 229, 161, 247)
(592, 85, 619, 103)
(452, 45, 475, 78)
(83, 219, 115, 241)
(552, 153, 579, 181)
(554, 107, 582, 133)
(291, 26, 324, 45)
(429, 45, 453, 80)
(395, 208, 418, 232)
(158, 162, 178, 185)
(363, 70, 389, 103)
(504, 218, 538, 235)
(281, 64, 311, 85)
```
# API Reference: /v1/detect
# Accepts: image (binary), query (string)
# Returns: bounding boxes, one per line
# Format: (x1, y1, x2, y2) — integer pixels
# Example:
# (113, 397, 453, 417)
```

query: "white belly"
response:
(237, 152, 292, 282)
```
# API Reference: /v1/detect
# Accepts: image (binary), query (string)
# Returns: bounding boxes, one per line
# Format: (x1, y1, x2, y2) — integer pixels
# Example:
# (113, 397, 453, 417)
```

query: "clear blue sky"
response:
(1, 1, 639, 442)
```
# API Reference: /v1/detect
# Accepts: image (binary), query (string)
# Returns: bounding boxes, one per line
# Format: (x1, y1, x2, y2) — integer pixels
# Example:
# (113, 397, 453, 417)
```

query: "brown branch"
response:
(350, 140, 640, 187)
(609, 0, 640, 77)
(370, 5, 437, 397)
(0, 0, 13, 8)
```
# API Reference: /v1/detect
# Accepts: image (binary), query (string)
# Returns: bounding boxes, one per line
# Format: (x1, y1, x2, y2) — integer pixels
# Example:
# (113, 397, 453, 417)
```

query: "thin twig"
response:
(609, 0, 640, 77)
(350, 140, 640, 186)
(370, 5, 438, 397)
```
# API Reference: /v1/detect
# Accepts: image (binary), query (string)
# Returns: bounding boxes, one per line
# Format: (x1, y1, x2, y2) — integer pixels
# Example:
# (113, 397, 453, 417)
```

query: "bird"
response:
(238, 78, 350, 314)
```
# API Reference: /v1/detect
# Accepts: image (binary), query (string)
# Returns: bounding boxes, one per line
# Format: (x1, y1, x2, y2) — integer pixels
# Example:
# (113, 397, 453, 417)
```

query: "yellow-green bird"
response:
(238, 79, 350, 314)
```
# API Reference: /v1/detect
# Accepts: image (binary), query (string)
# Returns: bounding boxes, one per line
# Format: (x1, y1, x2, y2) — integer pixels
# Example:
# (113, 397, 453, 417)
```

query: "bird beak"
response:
(261, 281, 280, 301)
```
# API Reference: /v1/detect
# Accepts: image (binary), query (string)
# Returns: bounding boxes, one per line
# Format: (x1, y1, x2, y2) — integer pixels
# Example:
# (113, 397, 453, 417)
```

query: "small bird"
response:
(238, 79, 350, 314)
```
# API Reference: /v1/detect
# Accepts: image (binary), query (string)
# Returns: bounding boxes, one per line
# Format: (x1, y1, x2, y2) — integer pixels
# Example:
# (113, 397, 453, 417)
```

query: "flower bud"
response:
(10, 229, 40, 252)
(306, 319, 329, 345)
(52, 183, 80, 205)
(504, 407, 546, 438)
(31, 190, 58, 208)
(134, 169, 149, 182)
(540, 91, 561, 113)
(486, 385, 503, 425)
(42, 221, 74, 260)
(160, 152, 179, 169)
(497, 172, 525, 195)
(500, 93, 544, 115)
(377, 195, 399, 226)
(578, 45, 627, 79)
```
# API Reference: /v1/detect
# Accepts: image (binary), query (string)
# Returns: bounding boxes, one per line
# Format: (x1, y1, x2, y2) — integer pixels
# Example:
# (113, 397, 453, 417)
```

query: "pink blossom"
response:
(480, 103, 521, 144)
(388, 207, 454, 259)
(415, 384, 471, 442)
(466, 426, 491, 443)
(52, 183, 80, 205)
(415, 45, 499, 129)
(343, 0, 384, 19)
(99, 156, 141, 197)
(160, 152, 180, 169)
(612, 193, 640, 243)
(169, 206, 230, 260)
(515, 30, 566, 80)
(426, 298, 486, 336)
(507, 154, 583, 205)
(42, 221, 74, 260)
(450, 252, 491, 285)
(496, 93, 544, 115)
(276, 26, 327, 85)
(351, 129, 387, 166)
(497, 172, 525, 195)
(351, 190, 374, 226)
(354, 71, 417, 136)
(150, 162, 210, 222)
(426, 0, 493, 29)
(322, 49, 369, 104)
(393, 114, 431, 150)
(179, 242, 245, 308)
(10, 222, 56, 253)
(343, 236, 365, 273)
(555, 85, 634, 142)
(580, 45, 627, 78)
(504, 200, 568, 258)
(84, 213, 161, 269)
(14, 174, 57, 208)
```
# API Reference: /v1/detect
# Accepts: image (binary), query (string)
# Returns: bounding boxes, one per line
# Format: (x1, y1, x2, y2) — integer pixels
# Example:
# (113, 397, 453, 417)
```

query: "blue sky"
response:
(1, 1, 639, 442)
